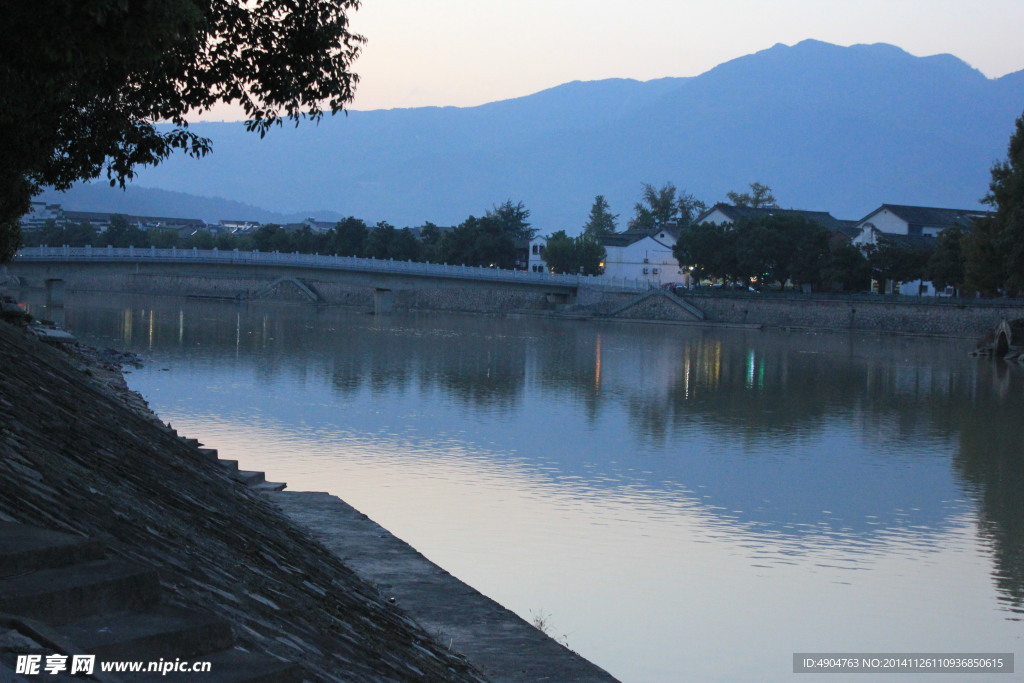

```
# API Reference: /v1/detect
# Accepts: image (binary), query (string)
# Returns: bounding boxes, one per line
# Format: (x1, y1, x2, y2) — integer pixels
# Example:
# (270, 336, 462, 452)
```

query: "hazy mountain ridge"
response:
(43, 40, 1024, 232)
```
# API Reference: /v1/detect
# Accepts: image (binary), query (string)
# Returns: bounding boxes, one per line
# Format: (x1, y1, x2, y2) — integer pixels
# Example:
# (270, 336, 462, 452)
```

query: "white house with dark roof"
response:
(528, 236, 548, 273)
(853, 204, 993, 237)
(528, 226, 684, 284)
(851, 204, 994, 296)
(599, 225, 682, 285)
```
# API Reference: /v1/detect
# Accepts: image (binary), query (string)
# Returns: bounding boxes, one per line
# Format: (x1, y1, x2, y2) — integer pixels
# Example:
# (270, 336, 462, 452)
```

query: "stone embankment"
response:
(19, 268, 1024, 337)
(574, 289, 1024, 338)
(0, 320, 484, 681)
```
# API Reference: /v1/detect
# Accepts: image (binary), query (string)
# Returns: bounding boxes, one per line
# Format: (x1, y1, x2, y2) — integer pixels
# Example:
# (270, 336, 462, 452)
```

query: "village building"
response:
(598, 226, 683, 285)
(850, 204, 995, 295)
(852, 204, 993, 237)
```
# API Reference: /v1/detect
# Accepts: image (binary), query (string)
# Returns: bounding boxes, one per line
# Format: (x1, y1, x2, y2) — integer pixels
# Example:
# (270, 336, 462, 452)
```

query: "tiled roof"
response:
(696, 203, 851, 232)
(600, 232, 647, 247)
(600, 224, 679, 248)
(63, 211, 206, 228)
(862, 204, 994, 229)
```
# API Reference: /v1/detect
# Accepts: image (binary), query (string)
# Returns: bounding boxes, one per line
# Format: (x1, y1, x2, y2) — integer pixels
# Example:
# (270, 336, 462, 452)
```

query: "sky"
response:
(195, 0, 1024, 120)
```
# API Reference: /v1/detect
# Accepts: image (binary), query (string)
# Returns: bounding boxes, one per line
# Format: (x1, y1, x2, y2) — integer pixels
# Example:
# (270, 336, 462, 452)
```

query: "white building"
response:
(527, 236, 548, 273)
(19, 202, 65, 231)
(528, 227, 684, 285)
(600, 226, 683, 285)
(850, 204, 994, 296)
(853, 204, 993, 238)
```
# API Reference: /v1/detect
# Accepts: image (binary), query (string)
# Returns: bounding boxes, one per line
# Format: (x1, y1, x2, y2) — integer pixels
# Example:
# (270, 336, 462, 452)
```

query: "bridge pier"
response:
(374, 288, 395, 315)
(45, 279, 65, 309)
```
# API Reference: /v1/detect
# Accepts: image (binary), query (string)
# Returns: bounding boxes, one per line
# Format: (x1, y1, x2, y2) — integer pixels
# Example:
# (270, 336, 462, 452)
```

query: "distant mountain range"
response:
(41, 39, 1024, 233)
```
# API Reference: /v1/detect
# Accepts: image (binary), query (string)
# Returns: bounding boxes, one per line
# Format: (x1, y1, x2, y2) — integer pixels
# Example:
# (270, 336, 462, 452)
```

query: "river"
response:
(34, 292, 1023, 681)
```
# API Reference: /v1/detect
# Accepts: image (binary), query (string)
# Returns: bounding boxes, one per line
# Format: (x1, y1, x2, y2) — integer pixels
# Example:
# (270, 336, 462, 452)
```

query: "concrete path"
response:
(268, 491, 619, 683)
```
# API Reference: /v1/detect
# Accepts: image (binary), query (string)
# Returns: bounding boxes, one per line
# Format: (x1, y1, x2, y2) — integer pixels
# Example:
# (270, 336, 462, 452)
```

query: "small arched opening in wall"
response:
(996, 331, 1010, 358)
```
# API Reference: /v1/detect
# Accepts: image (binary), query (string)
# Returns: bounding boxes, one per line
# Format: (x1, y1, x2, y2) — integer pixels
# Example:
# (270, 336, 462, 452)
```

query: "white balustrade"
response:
(14, 246, 646, 292)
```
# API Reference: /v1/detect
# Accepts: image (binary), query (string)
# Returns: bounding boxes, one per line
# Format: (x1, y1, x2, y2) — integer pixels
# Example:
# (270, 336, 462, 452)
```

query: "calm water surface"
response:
(36, 293, 1024, 681)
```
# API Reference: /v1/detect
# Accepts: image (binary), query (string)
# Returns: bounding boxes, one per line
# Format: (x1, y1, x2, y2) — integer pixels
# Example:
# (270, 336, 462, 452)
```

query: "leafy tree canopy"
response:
(674, 213, 828, 287)
(0, 0, 365, 261)
(582, 195, 618, 237)
(822, 238, 870, 292)
(726, 182, 778, 209)
(364, 222, 421, 261)
(542, 231, 605, 276)
(328, 217, 370, 257)
(865, 237, 933, 290)
(103, 214, 148, 248)
(982, 110, 1024, 293)
(629, 183, 706, 232)
(486, 200, 535, 241)
(440, 216, 516, 269)
(926, 226, 966, 291)
(964, 217, 1005, 296)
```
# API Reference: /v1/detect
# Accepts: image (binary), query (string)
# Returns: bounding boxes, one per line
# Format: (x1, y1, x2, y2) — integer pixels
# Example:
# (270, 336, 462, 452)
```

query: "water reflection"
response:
(28, 291, 1024, 676)
(951, 364, 1024, 618)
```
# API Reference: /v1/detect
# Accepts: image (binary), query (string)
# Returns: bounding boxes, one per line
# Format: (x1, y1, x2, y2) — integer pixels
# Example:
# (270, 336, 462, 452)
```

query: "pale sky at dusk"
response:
(201, 0, 1024, 117)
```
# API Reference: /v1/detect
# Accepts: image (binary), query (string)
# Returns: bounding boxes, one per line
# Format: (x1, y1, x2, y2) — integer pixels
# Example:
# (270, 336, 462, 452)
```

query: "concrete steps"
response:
(180, 438, 287, 492)
(0, 523, 301, 682)
(0, 559, 160, 625)
(0, 522, 105, 575)
(56, 605, 234, 660)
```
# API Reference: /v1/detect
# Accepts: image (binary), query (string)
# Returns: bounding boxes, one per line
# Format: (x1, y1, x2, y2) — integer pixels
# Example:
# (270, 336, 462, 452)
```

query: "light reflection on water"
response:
(34, 292, 1024, 682)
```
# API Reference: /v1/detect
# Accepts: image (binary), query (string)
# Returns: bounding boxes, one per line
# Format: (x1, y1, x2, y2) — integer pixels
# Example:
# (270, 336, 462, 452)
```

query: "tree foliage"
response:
(103, 215, 148, 248)
(364, 222, 421, 261)
(926, 226, 966, 291)
(979, 110, 1024, 294)
(822, 238, 870, 292)
(864, 237, 933, 292)
(439, 216, 516, 269)
(673, 223, 738, 282)
(416, 223, 445, 263)
(486, 200, 535, 241)
(964, 217, 1005, 296)
(726, 182, 778, 209)
(629, 183, 706, 232)
(542, 231, 605, 276)
(582, 195, 618, 236)
(0, 0, 365, 261)
(329, 217, 370, 257)
(674, 213, 828, 287)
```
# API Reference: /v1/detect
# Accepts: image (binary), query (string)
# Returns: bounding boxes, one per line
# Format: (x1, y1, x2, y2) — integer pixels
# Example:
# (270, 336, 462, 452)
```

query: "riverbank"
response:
(8, 266, 1024, 337)
(0, 319, 615, 681)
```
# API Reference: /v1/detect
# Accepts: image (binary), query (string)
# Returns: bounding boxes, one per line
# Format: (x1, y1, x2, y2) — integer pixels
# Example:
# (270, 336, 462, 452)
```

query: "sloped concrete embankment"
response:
(0, 320, 483, 681)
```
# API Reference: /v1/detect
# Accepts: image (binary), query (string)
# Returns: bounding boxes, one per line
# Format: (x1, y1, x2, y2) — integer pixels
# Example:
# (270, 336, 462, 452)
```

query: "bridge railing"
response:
(15, 245, 649, 292)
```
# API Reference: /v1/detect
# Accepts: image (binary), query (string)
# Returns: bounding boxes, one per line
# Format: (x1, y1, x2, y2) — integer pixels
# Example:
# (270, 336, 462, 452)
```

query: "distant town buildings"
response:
(20, 202, 217, 239)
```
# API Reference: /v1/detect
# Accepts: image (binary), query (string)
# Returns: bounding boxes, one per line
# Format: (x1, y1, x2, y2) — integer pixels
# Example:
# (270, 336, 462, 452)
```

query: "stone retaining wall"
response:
(28, 270, 1024, 337)
(58, 272, 555, 313)
(586, 289, 1024, 337)
(692, 294, 1024, 337)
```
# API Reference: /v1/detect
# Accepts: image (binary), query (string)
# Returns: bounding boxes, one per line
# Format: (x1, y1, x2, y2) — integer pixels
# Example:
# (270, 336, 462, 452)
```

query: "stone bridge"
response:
(7, 245, 648, 313)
